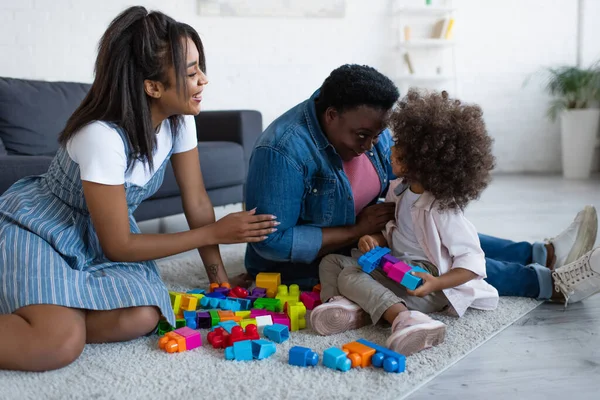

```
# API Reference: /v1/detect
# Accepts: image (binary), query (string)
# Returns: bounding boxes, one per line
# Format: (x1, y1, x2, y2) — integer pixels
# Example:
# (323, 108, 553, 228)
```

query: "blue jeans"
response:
(480, 234, 553, 299)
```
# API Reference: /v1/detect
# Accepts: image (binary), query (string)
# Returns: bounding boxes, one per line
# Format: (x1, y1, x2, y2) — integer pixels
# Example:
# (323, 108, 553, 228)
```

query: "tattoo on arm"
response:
(207, 264, 220, 283)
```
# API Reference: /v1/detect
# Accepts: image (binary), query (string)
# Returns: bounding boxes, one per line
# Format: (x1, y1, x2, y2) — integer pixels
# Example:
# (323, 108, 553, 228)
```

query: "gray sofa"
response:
(0, 77, 262, 221)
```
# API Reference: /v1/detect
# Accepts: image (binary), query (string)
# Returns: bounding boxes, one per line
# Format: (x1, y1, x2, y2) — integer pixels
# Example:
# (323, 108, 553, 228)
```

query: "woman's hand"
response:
(208, 208, 279, 245)
(406, 272, 440, 297)
(354, 202, 395, 237)
(358, 235, 379, 253)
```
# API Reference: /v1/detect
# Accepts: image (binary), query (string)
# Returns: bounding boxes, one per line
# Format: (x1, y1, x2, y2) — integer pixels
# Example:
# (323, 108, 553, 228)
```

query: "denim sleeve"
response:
(378, 129, 396, 198)
(245, 146, 323, 264)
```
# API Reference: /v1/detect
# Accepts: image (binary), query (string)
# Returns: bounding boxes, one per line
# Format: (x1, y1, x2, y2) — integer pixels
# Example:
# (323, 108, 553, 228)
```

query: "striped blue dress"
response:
(0, 124, 176, 326)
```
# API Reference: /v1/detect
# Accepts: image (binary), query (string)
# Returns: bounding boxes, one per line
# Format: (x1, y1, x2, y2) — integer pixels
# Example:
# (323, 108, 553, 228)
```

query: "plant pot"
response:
(560, 109, 600, 179)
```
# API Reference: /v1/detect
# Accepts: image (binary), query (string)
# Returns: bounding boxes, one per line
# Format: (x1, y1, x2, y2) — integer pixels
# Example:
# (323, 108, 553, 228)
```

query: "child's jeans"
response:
(319, 254, 450, 325)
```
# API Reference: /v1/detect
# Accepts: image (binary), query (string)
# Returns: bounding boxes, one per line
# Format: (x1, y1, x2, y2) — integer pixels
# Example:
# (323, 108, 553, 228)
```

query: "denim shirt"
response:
(244, 89, 396, 281)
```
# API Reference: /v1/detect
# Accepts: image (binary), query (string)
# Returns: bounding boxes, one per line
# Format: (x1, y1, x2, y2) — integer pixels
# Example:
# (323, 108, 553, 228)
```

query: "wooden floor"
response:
(408, 175, 600, 400)
(140, 174, 600, 399)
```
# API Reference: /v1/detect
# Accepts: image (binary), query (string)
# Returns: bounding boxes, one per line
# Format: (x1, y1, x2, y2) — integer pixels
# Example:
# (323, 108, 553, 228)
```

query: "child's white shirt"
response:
(66, 115, 198, 186)
(391, 187, 429, 262)
(383, 178, 499, 317)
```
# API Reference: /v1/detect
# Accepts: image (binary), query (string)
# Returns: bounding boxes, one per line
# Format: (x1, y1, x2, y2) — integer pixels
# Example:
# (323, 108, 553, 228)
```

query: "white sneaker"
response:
(309, 296, 369, 336)
(552, 247, 600, 305)
(548, 205, 597, 269)
(385, 310, 446, 356)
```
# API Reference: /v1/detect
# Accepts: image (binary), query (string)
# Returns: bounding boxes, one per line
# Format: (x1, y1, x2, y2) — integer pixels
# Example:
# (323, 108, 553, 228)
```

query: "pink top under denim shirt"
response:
(342, 153, 382, 215)
(383, 178, 499, 317)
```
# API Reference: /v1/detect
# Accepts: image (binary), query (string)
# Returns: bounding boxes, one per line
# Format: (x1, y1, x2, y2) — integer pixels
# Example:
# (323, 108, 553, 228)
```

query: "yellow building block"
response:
(235, 311, 251, 319)
(276, 284, 300, 308)
(240, 318, 257, 329)
(287, 302, 307, 331)
(169, 291, 184, 315)
(180, 295, 198, 312)
(256, 272, 281, 298)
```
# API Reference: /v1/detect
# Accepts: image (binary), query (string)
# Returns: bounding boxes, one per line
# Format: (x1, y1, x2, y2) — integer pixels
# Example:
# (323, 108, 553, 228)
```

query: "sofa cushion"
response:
(0, 155, 53, 195)
(150, 141, 245, 200)
(0, 77, 90, 156)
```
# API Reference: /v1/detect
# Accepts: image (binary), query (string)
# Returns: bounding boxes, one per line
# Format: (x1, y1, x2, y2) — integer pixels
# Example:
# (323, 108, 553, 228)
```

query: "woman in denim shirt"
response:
(244, 64, 598, 299)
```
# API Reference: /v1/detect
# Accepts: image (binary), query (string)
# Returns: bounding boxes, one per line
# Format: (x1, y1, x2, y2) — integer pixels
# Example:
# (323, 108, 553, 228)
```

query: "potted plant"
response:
(539, 62, 600, 179)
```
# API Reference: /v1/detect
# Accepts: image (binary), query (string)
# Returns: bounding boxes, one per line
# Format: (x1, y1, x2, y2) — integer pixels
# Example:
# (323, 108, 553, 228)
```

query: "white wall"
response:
(1, 0, 599, 173)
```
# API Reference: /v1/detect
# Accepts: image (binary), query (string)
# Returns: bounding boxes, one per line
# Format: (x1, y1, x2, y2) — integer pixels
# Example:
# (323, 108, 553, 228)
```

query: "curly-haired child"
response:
(309, 89, 499, 356)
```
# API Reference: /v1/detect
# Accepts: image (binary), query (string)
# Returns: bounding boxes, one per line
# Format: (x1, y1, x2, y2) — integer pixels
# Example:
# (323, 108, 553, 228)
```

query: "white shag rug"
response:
(0, 243, 541, 400)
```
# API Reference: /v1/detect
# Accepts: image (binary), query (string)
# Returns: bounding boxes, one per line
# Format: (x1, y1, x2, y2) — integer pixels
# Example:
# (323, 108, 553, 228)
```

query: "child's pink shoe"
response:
(309, 296, 369, 336)
(385, 310, 446, 356)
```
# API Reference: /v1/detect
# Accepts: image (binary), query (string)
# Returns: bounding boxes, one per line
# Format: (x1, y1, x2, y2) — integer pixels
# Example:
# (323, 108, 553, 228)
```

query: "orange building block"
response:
(342, 341, 376, 368)
(255, 273, 281, 298)
(218, 310, 242, 323)
(158, 331, 187, 353)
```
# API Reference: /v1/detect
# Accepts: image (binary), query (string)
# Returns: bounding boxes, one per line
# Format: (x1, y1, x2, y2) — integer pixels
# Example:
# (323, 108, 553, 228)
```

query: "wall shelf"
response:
(397, 39, 455, 49)
(394, 6, 456, 16)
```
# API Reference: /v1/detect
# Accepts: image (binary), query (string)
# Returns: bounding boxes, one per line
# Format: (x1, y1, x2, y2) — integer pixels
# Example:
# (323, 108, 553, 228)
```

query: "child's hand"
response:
(406, 272, 440, 297)
(358, 235, 379, 253)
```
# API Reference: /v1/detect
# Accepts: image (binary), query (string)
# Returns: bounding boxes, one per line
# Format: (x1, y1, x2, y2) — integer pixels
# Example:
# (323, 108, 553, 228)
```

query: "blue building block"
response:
(186, 289, 205, 295)
(356, 339, 405, 373)
(200, 296, 221, 309)
(205, 292, 226, 299)
(263, 324, 289, 343)
(288, 346, 319, 367)
(183, 310, 198, 329)
(358, 246, 391, 273)
(225, 341, 253, 361)
(218, 299, 241, 312)
(215, 320, 239, 333)
(228, 297, 251, 311)
(322, 347, 351, 372)
(400, 266, 428, 290)
(252, 340, 276, 360)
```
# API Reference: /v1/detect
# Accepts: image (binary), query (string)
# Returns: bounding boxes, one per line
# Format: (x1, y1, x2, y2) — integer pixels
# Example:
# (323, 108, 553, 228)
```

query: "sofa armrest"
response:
(194, 110, 262, 173)
(0, 155, 53, 195)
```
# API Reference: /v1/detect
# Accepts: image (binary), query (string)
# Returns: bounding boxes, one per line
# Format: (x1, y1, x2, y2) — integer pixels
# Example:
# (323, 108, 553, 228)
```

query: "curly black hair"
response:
(390, 89, 495, 211)
(315, 64, 400, 115)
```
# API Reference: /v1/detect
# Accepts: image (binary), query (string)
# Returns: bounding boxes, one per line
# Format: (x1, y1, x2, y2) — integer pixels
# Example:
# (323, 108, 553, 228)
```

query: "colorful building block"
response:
(240, 318, 257, 329)
(287, 302, 306, 331)
(263, 324, 289, 343)
(158, 327, 202, 353)
(207, 327, 229, 349)
(216, 320, 239, 333)
(356, 339, 406, 373)
(254, 315, 273, 333)
(228, 286, 249, 298)
(270, 314, 291, 330)
(358, 246, 391, 273)
(205, 291, 226, 299)
(323, 347, 351, 372)
(169, 291, 183, 314)
(312, 283, 321, 293)
(342, 341, 376, 368)
(186, 289, 205, 295)
(288, 346, 319, 367)
(218, 310, 242, 323)
(225, 340, 253, 361)
(300, 291, 322, 310)
(200, 296, 221, 309)
(235, 310, 251, 319)
(184, 310, 198, 329)
(208, 310, 220, 327)
(228, 324, 260, 345)
(276, 284, 300, 308)
(253, 298, 282, 312)
(400, 266, 428, 290)
(209, 282, 230, 294)
(196, 312, 211, 329)
(157, 320, 173, 336)
(251, 339, 276, 360)
(175, 318, 186, 329)
(255, 273, 281, 298)
(180, 294, 198, 312)
(228, 297, 251, 311)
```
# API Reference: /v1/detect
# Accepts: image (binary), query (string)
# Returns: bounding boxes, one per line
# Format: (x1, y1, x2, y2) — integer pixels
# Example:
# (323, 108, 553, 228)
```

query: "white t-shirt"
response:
(66, 115, 198, 186)
(391, 187, 429, 261)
